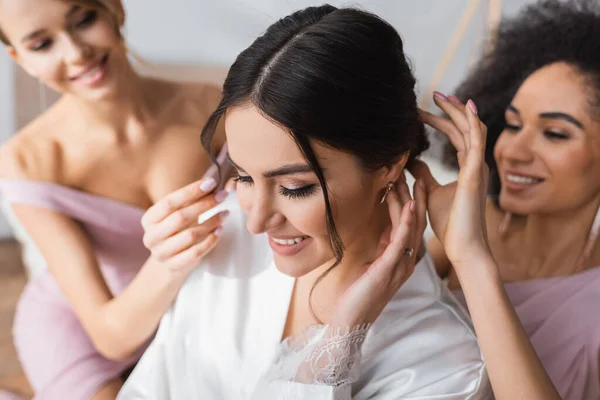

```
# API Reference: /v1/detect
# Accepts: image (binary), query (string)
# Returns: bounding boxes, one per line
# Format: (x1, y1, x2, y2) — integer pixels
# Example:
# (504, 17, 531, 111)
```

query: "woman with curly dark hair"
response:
(422, 0, 600, 398)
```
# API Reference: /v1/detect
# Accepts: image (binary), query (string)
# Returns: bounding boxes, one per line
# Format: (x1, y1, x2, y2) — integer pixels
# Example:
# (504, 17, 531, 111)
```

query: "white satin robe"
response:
(118, 196, 492, 399)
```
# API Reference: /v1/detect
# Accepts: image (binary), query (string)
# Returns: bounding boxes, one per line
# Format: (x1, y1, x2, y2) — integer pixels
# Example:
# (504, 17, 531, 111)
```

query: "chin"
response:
(272, 255, 317, 278)
(498, 192, 542, 216)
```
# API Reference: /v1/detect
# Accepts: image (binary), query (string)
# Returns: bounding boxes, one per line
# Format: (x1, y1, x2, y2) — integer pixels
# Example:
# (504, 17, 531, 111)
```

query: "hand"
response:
(411, 93, 491, 266)
(141, 177, 230, 276)
(331, 173, 428, 327)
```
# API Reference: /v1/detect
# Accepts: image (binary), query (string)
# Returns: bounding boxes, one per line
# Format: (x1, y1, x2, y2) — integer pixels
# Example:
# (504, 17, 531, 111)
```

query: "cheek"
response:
(235, 186, 253, 215)
(544, 144, 591, 179)
(541, 144, 600, 206)
(82, 22, 121, 48)
(284, 195, 328, 237)
(22, 53, 64, 87)
(328, 181, 377, 242)
(493, 134, 508, 163)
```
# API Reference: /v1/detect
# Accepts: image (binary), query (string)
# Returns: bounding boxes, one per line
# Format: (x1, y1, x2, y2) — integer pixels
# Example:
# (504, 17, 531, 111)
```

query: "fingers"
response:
(165, 232, 221, 274)
(377, 201, 416, 281)
(466, 100, 488, 153)
(385, 188, 403, 238)
(419, 109, 465, 153)
(396, 173, 412, 207)
(143, 191, 229, 249)
(407, 159, 440, 193)
(412, 178, 428, 253)
(433, 92, 470, 133)
(150, 211, 228, 261)
(142, 178, 219, 229)
(466, 100, 484, 156)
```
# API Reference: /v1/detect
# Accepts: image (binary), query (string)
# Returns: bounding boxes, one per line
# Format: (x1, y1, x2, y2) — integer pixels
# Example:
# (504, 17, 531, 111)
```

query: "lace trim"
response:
(264, 324, 371, 387)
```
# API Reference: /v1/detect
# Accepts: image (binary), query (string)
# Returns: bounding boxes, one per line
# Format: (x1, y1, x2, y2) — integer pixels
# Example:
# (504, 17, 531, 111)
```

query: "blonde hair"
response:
(0, 0, 124, 45)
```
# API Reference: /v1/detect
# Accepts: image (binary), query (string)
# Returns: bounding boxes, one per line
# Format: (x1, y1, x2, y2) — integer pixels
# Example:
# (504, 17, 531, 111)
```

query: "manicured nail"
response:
(219, 210, 230, 220)
(433, 91, 447, 101)
(200, 178, 217, 192)
(215, 190, 229, 203)
(448, 95, 461, 104)
(467, 99, 478, 115)
(409, 200, 415, 212)
(214, 226, 224, 237)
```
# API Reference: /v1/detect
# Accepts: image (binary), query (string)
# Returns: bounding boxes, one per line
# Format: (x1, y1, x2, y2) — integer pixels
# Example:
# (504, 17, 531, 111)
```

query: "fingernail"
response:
(409, 200, 415, 212)
(467, 99, 478, 115)
(200, 178, 217, 192)
(449, 95, 461, 104)
(215, 190, 229, 203)
(418, 179, 427, 189)
(219, 210, 230, 220)
(214, 226, 224, 237)
(433, 91, 447, 101)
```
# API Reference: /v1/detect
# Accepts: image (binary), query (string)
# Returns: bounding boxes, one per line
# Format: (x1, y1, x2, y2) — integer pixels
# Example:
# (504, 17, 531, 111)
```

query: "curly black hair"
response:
(441, 0, 600, 199)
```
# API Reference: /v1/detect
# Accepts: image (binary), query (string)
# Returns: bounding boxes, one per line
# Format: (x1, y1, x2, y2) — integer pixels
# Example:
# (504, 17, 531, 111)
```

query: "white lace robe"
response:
(118, 196, 492, 399)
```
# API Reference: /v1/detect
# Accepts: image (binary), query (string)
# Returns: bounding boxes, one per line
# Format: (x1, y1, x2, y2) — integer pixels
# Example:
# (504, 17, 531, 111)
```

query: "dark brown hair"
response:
(200, 5, 429, 319)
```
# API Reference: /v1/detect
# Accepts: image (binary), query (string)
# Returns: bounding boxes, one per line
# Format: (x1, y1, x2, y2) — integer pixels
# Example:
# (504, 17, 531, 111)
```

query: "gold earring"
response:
(380, 182, 395, 204)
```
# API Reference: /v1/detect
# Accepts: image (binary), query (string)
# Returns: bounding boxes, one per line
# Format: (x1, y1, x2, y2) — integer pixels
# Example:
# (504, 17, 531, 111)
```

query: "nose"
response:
(62, 34, 93, 65)
(500, 128, 536, 164)
(245, 192, 283, 235)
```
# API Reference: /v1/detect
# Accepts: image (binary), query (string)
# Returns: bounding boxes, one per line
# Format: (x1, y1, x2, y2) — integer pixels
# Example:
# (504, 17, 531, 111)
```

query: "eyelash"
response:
(30, 10, 98, 52)
(75, 10, 98, 28)
(233, 174, 317, 199)
(504, 123, 569, 141)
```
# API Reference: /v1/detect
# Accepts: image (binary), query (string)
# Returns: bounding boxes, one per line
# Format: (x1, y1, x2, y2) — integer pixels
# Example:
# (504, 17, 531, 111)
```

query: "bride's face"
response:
(225, 104, 386, 277)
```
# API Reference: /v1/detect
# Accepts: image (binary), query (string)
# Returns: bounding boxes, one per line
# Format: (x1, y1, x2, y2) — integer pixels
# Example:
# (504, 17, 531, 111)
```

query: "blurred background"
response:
(0, 0, 536, 396)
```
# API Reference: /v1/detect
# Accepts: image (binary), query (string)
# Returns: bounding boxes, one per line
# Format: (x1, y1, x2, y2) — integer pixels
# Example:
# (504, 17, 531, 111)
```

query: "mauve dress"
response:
(0, 179, 150, 400)
(452, 266, 600, 400)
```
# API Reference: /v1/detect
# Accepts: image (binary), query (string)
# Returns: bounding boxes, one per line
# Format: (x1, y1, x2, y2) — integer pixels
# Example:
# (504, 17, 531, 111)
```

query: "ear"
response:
(6, 46, 17, 61)
(6, 47, 36, 77)
(375, 151, 410, 187)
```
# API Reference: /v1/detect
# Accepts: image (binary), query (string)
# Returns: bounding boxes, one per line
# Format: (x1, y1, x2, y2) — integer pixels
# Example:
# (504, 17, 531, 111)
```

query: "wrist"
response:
(146, 257, 191, 287)
(451, 250, 502, 286)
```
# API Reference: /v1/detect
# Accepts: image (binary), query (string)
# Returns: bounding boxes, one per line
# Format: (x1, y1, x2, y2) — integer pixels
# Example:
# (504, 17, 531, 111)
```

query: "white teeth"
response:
(273, 237, 306, 246)
(506, 174, 542, 184)
(79, 64, 102, 80)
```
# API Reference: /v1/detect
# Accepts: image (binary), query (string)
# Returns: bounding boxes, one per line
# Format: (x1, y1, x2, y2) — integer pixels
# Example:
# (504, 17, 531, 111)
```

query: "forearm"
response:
(98, 258, 190, 360)
(455, 254, 561, 400)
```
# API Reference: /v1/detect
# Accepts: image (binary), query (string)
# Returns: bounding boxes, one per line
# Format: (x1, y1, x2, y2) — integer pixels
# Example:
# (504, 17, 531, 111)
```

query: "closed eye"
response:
(75, 10, 98, 29)
(544, 131, 569, 140)
(279, 185, 317, 199)
(31, 38, 53, 51)
(233, 174, 253, 185)
(504, 123, 521, 132)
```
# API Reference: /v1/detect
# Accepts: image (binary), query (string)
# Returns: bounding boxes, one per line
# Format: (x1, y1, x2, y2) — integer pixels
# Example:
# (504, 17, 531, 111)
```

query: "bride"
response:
(117, 5, 497, 399)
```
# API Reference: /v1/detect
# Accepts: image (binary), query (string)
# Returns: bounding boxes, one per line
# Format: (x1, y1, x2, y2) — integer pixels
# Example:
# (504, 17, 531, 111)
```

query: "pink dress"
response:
(452, 267, 600, 400)
(0, 180, 150, 400)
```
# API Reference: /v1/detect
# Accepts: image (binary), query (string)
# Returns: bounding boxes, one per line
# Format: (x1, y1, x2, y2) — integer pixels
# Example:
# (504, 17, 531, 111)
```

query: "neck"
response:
(305, 201, 392, 322)
(515, 195, 600, 277)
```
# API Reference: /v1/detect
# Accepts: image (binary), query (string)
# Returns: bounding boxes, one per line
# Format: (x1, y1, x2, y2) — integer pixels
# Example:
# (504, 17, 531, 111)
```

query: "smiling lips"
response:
(70, 54, 109, 86)
(503, 172, 545, 192)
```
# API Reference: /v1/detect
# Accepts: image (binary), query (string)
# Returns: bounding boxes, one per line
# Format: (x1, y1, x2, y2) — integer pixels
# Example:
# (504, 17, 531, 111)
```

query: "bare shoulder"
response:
(178, 81, 222, 115)
(0, 112, 65, 182)
(172, 81, 226, 149)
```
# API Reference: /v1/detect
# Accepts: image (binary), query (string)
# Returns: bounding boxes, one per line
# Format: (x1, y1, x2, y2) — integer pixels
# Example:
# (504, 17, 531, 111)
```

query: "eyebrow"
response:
(227, 154, 314, 178)
(21, 6, 81, 43)
(506, 105, 584, 129)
